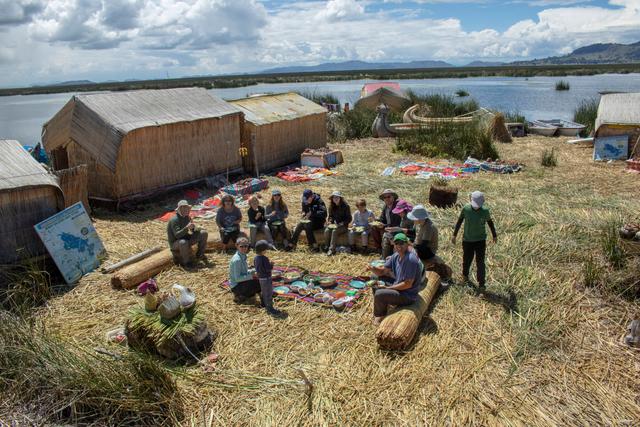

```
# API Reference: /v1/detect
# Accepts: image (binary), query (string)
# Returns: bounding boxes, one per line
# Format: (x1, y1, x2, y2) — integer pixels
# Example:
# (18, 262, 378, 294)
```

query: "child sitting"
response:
(253, 240, 282, 316)
(348, 198, 374, 253)
(247, 195, 274, 248)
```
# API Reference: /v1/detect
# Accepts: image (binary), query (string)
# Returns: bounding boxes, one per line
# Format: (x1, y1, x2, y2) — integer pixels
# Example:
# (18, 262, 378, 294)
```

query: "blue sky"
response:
(0, 0, 638, 87)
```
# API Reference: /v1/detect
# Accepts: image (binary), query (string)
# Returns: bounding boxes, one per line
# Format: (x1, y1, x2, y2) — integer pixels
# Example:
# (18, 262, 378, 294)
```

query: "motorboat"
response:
(528, 120, 558, 137)
(538, 119, 585, 137)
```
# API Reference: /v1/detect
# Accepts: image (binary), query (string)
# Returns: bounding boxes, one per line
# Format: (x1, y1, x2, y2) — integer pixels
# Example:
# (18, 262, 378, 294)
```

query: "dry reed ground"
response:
(39, 136, 640, 426)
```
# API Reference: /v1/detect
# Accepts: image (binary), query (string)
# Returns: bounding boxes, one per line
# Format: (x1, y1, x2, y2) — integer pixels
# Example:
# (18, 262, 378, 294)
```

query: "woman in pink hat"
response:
(381, 199, 415, 258)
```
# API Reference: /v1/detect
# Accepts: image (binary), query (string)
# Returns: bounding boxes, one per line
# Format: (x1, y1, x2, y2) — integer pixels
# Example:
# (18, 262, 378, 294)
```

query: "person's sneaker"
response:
(326, 249, 334, 256)
(266, 307, 283, 316)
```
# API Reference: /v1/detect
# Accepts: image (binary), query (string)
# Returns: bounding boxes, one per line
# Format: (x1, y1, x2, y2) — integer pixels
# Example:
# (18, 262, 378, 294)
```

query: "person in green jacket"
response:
(451, 191, 497, 290)
(167, 200, 208, 266)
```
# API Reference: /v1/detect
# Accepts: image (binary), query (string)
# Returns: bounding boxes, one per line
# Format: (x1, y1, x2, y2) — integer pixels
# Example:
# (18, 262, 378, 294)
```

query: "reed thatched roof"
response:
(0, 139, 62, 194)
(595, 92, 640, 130)
(230, 92, 326, 126)
(42, 88, 242, 172)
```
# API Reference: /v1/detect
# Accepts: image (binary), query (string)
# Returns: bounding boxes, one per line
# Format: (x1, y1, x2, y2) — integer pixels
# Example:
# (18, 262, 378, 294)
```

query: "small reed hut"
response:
(0, 140, 64, 263)
(595, 92, 640, 157)
(42, 88, 243, 203)
(230, 93, 327, 174)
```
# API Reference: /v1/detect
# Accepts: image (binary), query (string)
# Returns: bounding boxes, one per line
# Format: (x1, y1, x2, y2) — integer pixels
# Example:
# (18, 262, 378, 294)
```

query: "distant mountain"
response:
(261, 60, 453, 74)
(512, 41, 640, 65)
(465, 61, 505, 67)
(51, 80, 96, 86)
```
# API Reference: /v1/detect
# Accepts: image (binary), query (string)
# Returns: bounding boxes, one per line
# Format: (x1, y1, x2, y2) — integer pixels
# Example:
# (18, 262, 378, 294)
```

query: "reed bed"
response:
(2, 136, 640, 425)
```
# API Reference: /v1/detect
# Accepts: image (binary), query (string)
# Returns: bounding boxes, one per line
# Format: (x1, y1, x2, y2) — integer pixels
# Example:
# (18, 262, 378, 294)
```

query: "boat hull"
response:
(354, 87, 411, 112)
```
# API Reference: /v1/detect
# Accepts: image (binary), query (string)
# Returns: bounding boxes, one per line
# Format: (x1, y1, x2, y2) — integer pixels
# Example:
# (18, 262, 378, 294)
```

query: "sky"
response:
(0, 0, 639, 87)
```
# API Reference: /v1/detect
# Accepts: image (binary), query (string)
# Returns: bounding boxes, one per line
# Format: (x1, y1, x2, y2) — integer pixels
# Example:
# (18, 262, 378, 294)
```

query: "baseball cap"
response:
(393, 233, 409, 243)
(176, 200, 191, 210)
(302, 189, 313, 199)
(392, 199, 413, 214)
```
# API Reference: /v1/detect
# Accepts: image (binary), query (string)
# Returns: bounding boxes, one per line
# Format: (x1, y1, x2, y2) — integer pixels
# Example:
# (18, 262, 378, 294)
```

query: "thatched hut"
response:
(595, 93, 640, 157)
(230, 93, 327, 173)
(42, 88, 243, 203)
(0, 140, 64, 263)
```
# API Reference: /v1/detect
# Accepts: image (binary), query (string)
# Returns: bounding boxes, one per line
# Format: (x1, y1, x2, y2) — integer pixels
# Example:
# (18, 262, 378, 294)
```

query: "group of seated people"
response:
(167, 188, 497, 323)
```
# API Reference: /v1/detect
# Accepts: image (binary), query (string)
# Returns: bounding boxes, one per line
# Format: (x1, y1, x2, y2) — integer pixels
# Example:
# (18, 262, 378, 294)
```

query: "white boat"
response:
(528, 120, 558, 137)
(538, 119, 585, 137)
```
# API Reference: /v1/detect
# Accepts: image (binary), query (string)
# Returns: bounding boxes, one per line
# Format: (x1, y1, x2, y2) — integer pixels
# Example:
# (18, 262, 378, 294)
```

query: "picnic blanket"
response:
(221, 178, 269, 196)
(219, 266, 367, 309)
(276, 166, 337, 182)
(464, 157, 523, 174)
(397, 160, 478, 180)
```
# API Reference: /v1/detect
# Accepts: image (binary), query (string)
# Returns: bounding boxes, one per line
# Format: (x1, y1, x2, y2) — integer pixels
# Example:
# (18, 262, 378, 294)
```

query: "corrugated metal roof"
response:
(595, 92, 640, 130)
(230, 92, 326, 125)
(75, 87, 241, 133)
(0, 140, 62, 193)
(42, 88, 242, 172)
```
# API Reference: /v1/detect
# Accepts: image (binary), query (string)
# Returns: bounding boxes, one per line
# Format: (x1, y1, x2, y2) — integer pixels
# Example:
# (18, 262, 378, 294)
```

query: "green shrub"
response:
(395, 121, 498, 160)
(601, 219, 625, 269)
(0, 313, 182, 425)
(555, 80, 570, 91)
(541, 148, 557, 167)
(404, 90, 479, 117)
(582, 256, 602, 288)
(295, 90, 339, 107)
(573, 98, 599, 136)
(455, 89, 469, 97)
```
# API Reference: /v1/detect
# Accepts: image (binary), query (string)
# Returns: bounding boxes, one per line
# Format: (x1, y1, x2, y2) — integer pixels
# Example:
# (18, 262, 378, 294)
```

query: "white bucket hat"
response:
(331, 190, 342, 198)
(407, 204, 430, 220)
(470, 191, 485, 209)
(176, 199, 191, 210)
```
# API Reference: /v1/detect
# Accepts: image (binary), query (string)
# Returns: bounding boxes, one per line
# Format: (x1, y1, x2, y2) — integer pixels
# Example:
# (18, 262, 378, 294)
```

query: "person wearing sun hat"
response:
(167, 199, 208, 266)
(323, 190, 352, 256)
(368, 232, 424, 325)
(452, 191, 497, 291)
(379, 198, 414, 259)
(371, 188, 402, 254)
(409, 204, 452, 280)
(289, 188, 327, 251)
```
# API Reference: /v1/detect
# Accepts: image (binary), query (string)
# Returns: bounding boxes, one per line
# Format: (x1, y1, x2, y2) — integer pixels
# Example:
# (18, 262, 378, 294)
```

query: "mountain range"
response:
(259, 41, 640, 74)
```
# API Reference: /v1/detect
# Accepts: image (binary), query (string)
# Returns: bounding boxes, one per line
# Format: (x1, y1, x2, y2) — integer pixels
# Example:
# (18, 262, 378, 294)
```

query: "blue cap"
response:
(302, 189, 313, 198)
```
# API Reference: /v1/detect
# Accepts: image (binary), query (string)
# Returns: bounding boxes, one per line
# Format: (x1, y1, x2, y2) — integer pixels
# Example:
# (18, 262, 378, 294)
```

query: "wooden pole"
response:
(251, 132, 259, 178)
(375, 271, 441, 350)
(101, 246, 163, 274)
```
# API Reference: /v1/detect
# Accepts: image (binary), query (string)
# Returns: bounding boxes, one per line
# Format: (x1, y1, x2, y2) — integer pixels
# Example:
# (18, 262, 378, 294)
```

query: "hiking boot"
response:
(266, 307, 283, 317)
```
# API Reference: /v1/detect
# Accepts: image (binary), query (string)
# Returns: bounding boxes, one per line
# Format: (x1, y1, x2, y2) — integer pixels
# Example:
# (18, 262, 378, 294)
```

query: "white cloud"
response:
(0, 0, 639, 87)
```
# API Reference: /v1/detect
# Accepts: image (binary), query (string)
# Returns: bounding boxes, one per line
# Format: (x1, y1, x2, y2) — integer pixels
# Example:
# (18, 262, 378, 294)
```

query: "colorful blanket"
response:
(219, 266, 367, 309)
(397, 160, 478, 180)
(221, 178, 269, 196)
(464, 157, 523, 174)
(276, 167, 337, 182)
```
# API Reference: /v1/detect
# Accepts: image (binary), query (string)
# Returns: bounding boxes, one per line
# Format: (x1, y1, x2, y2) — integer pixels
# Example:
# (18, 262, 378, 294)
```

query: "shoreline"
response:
(2, 63, 640, 97)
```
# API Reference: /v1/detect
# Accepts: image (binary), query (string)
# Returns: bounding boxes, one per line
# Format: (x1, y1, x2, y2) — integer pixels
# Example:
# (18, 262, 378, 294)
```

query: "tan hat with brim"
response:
(176, 199, 191, 210)
(379, 189, 398, 200)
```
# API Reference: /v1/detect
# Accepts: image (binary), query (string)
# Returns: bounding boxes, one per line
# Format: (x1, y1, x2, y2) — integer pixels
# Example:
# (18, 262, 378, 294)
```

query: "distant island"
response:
(2, 41, 640, 97)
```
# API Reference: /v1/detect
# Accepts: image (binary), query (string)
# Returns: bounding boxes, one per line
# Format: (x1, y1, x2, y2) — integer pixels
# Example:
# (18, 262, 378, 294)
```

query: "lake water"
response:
(3, 73, 640, 145)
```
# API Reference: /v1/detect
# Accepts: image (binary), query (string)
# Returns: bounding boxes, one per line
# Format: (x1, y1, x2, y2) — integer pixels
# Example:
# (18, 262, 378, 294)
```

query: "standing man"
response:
(167, 200, 208, 266)
(368, 233, 424, 325)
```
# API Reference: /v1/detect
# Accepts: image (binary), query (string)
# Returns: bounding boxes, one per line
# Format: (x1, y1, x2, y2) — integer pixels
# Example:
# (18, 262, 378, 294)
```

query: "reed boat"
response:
(354, 82, 411, 112)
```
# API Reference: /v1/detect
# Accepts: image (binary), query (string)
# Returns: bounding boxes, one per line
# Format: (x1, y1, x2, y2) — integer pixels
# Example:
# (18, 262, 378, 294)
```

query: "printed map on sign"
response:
(34, 202, 106, 284)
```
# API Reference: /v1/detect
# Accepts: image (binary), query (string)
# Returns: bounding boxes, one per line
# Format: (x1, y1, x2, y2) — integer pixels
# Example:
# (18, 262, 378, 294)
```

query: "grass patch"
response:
(601, 218, 625, 269)
(555, 80, 570, 91)
(330, 108, 403, 141)
(0, 312, 183, 426)
(405, 90, 479, 117)
(582, 256, 603, 288)
(540, 148, 558, 167)
(395, 121, 498, 160)
(573, 98, 599, 136)
(0, 259, 60, 315)
(295, 90, 339, 107)
(455, 89, 469, 97)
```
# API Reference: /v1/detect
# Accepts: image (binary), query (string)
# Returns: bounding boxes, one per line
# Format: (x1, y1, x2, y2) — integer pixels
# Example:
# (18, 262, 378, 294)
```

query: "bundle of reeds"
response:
(376, 271, 441, 350)
(487, 113, 512, 143)
(54, 164, 90, 212)
(126, 305, 214, 360)
(111, 236, 225, 289)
